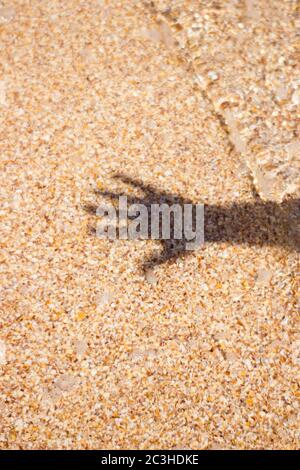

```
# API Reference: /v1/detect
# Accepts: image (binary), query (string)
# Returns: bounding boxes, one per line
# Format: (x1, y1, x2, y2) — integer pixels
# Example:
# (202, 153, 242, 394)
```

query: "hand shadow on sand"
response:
(83, 174, 299, 270)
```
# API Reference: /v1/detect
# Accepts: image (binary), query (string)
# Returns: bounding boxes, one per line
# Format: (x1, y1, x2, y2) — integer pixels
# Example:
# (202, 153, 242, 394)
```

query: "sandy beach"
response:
(0, 0, 299, 449)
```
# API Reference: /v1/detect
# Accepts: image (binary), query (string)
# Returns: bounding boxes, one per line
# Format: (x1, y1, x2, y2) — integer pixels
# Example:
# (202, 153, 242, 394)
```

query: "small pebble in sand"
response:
(208, 71, 219, 81)
(145, 268, 157, 285)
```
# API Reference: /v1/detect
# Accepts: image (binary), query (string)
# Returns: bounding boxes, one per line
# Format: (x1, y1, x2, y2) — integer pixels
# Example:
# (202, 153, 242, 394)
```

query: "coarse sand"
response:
(0, 0, 299, 449)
